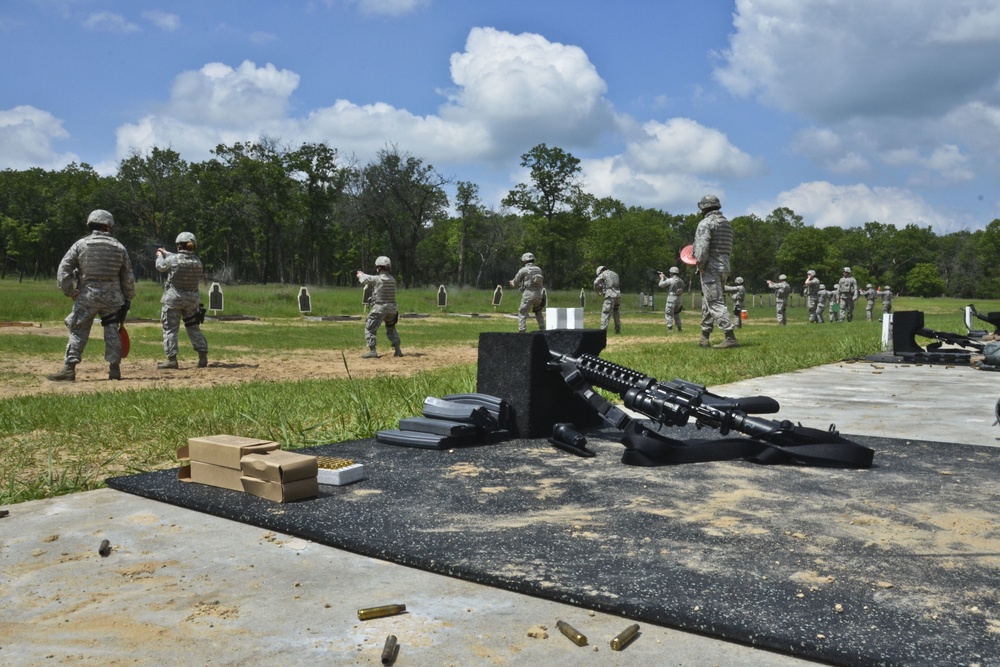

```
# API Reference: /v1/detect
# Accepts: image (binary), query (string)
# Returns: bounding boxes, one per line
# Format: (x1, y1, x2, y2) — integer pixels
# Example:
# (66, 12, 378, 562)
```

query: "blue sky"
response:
(3, 0, 1000, 234)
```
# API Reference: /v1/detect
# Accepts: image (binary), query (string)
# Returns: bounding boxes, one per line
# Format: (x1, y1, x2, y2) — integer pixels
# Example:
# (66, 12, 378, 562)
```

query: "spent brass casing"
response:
(358, 604, 406, 621)
(380, 634, 397, 665)
(556, 620, 587, 646)
(610, 623, 640, 651)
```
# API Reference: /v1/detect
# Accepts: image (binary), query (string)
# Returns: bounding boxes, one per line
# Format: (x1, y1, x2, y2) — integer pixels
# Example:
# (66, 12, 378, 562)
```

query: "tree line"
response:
(1, 139, 997, 298)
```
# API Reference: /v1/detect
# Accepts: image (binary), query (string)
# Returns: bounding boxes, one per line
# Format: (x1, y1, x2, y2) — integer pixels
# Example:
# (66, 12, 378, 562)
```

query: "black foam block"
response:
(476, 329, 607, 437)
(892, 310, 926, 354)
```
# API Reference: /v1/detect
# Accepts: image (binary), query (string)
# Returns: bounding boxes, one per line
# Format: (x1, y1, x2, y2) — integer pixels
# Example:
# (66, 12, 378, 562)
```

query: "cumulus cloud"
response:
(142, 10, 180, 31)
(0, 106, 80, 170)
(749, 182, 960, 233)
(83, 11, 139, 33)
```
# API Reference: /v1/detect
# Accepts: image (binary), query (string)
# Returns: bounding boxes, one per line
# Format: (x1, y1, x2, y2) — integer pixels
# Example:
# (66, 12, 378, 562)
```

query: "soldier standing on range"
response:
(860, 283, 877, 322)
(593, 265, 621, 334)
(658, 267, 684, 332)
(509, 252, 545, 333)
(724, 276, 746, 328)
(838, 267, 859, 322)
(693, 194, 738, 348)
(829, 285, 840, 323)
(876, 285, 894, 317)
(48, 209, 135, 382)
(155, 232, 209, 369)
(816, 284, 830, 324)
(766, 274, 791, 325)
(356, 256, 402, 358)
(804, 270, 820, 323)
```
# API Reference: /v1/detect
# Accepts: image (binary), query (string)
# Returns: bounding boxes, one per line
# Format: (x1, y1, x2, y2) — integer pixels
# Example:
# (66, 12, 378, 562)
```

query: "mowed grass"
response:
(1, 276, 993, 504)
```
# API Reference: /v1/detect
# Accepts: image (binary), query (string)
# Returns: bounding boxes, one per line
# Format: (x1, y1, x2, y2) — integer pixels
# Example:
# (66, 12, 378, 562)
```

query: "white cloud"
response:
(0, 106, 80, 170)
(792, 127, 870, 175)
(142, 10, 180, 32)
(83, 11, 139, 33)
(749, 181, 960, 233)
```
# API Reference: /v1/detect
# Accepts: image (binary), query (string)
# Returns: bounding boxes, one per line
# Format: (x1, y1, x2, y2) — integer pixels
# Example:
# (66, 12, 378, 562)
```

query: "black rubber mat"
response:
(107, 429, 1000, 666)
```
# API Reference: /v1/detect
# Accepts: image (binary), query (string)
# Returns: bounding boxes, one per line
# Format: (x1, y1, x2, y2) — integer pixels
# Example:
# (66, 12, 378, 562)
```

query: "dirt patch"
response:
(0, 323, 478, 400)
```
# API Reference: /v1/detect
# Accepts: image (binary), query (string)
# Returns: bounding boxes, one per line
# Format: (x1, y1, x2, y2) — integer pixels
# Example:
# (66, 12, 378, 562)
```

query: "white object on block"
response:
(545, 307, 584, 330)
(317, 463, 365, 486)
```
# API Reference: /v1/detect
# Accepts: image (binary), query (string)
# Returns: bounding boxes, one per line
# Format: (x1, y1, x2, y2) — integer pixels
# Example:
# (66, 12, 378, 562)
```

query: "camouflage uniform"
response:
(860, 285, 876, 321)
(804, 272, 820, 323)
(723, 279, 745, 328)
(52, 211, 136, 379)
(358, 262, 401, 356)
(876, 286, 894, 316)
(829, 286, 840, 323)
(511, 257, 545, 332)
(815, 286, 829, 324)
(658, 269, 684, 331)
(156, 240, 208, 365)
(593, 267, 621, 333)
(837, 268, 859, 322)
(693, 195, 737, 348)
(767, 276, 791, 325)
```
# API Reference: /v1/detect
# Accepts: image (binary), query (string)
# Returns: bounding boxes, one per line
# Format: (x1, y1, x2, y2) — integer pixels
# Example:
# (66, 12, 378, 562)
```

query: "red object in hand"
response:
(680, 244, 697, 266)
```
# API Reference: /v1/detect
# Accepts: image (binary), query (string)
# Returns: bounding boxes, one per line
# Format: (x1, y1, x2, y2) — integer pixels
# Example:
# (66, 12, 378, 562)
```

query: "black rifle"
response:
(549, 352, 873, 468)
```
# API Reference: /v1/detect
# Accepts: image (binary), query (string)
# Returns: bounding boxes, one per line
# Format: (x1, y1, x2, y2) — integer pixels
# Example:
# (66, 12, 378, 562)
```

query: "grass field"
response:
(1, 277, 992, 505)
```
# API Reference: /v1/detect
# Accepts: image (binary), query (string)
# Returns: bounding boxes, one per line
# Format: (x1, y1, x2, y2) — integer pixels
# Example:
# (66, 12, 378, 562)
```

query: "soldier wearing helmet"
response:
(766, 274, 792, 325)
(155, 231, 209, 369)
(48, 209, 136, 382)
(724, 276, 746, 328)
(658, 266, 685, 332)
(837, 267, 859, 322)
(593, 265, 622, 334)
(859, 283, 877, 322)
(509, 252, 545, 332)
(816, 284, 831, 324)
(356, 256, 402, 358)
(692, 194, 738, 348)
(876, 284, 894, 318)
(803, 270, 821, 323)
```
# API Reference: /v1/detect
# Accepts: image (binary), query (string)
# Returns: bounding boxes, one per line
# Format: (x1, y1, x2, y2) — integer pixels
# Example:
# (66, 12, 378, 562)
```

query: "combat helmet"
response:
(807, 269, 816, 276)
(697, 194, 721, 212)
(521, 252, 535, 263)
(843, 266, 852, 273)
(735, 276, 743, 284)
(669, 267, 680, 275)
(596, 266, 606, 276)
(175, 231, 196, 248)
(375, 256, 392, 269)
(87, 209, 114, 230)
(778, 274, 787, 281)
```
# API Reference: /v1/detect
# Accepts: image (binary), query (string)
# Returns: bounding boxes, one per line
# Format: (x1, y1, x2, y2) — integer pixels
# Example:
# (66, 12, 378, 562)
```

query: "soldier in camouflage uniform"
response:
(356, 256, 402, 358)
(876, 285, 894, 317)
(723, 276, 746, 328)
(837, 267, 859, 322)
(860, 283, 876, 321)
(509, 252, 545, 333)
(48, 209, 136, 382)
(155, 232, 209, 369)
(693, 195, 738, 348)
(658, 267, 684, 332)
(593, 265, 621, 334)
(804, 270, 820, 323)
(828, 285, 840, 323)
(766, 274, 791, 325)
(816, 284, 830, 324)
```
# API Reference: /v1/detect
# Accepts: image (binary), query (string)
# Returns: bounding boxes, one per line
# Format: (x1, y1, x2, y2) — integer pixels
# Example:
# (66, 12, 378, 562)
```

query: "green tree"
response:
(905, 263, 946, 297)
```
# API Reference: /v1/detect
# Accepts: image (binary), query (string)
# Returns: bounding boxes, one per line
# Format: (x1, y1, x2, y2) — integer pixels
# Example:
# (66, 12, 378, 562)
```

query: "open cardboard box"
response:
(241, 450, 317, 483)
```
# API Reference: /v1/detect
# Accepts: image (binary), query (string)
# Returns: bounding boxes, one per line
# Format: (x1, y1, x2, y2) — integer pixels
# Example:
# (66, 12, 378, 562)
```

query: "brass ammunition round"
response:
(610, 623, 640, 651)
(556, 620, 588, 646)
(380, 634, 397, 665)
(357, 604, 406, 621)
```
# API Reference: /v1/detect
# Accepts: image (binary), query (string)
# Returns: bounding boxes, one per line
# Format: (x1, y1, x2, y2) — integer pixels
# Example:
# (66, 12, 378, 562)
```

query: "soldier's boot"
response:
(108, 363, 121, 381)
(197, 352, 208, 368)
(698, 332, 711, 348)
(393, 345, 403, 357)
(713, 330, 740, 349)
(157, 356, 178, 369)
(677, 323, 682, 332)
(361, 347, 379, 359)
(47, 363, 77, 382)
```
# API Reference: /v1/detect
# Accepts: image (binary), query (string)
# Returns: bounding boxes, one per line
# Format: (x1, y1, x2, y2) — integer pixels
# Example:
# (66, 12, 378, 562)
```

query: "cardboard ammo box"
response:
(240, 450, 318, 484)
(182, 434, 279, 468)
(186, 461, 246, 491)
(240, 476, 319, 503)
